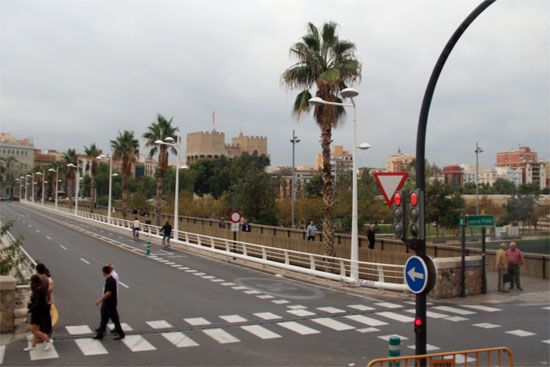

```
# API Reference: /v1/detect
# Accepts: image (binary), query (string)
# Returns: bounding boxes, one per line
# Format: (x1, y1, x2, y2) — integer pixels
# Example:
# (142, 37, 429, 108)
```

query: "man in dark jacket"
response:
(367, 225, 376, 249)
(161, 221, 172, 249)
(93, 266, 125, 340)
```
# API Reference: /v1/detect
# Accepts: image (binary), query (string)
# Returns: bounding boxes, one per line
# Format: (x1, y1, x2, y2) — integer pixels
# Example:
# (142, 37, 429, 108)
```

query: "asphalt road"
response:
(0, 202, 548, 366)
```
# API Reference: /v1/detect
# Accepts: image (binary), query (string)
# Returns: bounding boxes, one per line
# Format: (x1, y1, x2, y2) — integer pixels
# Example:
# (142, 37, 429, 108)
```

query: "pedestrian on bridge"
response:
(35, 263, 54, 337)
(24, 275, 52, 351)
(161, 221, 172, 249)
(506, 242, 524, 291)
(495, 243, 509, 292)
(93, 265, 125, 340)
(306, 221, 317, 241)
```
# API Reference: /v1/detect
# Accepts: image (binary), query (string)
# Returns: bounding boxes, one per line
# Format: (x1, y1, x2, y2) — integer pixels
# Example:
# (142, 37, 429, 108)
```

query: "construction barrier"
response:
(367, 346, 513, 367)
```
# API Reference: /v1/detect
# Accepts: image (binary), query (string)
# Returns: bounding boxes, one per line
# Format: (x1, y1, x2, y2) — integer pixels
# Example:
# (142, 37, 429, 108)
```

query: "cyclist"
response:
(132, 217, 141, 241)
(160, 221, 172, 250)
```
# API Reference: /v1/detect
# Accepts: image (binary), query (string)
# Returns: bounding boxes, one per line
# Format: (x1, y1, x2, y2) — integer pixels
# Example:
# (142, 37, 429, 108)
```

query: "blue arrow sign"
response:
(404, 256, 429, 294)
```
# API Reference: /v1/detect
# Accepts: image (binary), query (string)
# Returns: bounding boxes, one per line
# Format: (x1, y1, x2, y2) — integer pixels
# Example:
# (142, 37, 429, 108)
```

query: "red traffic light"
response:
(410, 191, 418, 206)
(394, 192, 401, 206)
(414, 318, 422, 327)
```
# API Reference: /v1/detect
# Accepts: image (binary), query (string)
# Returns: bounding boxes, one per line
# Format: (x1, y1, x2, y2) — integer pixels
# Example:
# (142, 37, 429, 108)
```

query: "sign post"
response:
(466, 214, 493, 295)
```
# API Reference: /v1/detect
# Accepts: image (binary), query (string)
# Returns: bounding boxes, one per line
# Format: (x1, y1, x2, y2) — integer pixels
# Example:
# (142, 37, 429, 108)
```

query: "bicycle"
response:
(162, 235, 171, 251)
(132, 227, 140, 241)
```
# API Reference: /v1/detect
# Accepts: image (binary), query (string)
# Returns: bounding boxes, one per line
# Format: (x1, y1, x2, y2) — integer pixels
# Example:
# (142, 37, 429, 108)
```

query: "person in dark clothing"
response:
(242, 219, 251, 232)
(367, 225, 376, 249)
(24, 275, 52, 351)
(93, 266, 125, 340)
(35, 263, 53, 338)
(161, 221, 173, 249)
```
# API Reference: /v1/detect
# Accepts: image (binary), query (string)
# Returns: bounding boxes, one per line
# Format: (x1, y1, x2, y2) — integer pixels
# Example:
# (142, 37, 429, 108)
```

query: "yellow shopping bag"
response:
(50, 304, 59, 326)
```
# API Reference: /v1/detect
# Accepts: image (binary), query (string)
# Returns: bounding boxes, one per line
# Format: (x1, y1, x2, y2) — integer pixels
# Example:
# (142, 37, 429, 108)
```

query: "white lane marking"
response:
(287, 309, 315, 317)
(162, 332, 199, 347)
(254, 312, 282, 321)
(219, 315, 247, 323)
(35, 229, 40, 233)
(146, 320, 173, 329)
(184, 317, 211, 326)
(408, 344, 440, 351)
(60, 245, 67, 250)
(0, 345, 5, 365)
(28, 224, 32, 227)
(345, 315, 388, 327)
(272, 299, 289, 305)
(311, 318, 355, 331)
(46, 236, 52, 240)
(178, 266, 190, 270)
(232, 286, 248, 290)
(80, 258, 90, 265)
(348, 304, 375, 311)
(375, 302, 403, 309)
(221, 282, 235, 286)
(257, 294, 274, 299)
(165, 262, 176, 265)
(543, 306, 550, 310)
(193, 272, 206, 276)
(66, 325, 93, 335)
(404, 309, 450, 319)
(506, 330, 536, 337)
(244, 290, 261, 295)
(28, 340, 59, 360)
(75, 338, 108, 355)
(118, 281, 130, 289)
(356, 327, 379, 333)
(379, 334, 409, 341)
(317, 307, 346, 314)
(277, 321, 320, 335)
(473, 323, 500, 329)
(542, 340, 550, 344)
(122, 335, 157, 352)
(107, 323, 134, 331)
(432, 306, 475, 315)
(185, 269, 197, 273)
(287, 305, 307, 310)
(170, 264, 181, 268)
(202, 328, 240, 344)
(445, 316, 469, 322)
(461, 305, 502, 312)
(211, 279, 224, 283)
(201, 275, 215, 279)
(376, 312, 415, 323)
(241, 325, 281, 339)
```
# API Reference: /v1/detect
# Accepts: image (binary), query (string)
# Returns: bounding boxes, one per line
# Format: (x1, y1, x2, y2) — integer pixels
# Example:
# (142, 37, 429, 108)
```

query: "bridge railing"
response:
(20, 201, 407, 291)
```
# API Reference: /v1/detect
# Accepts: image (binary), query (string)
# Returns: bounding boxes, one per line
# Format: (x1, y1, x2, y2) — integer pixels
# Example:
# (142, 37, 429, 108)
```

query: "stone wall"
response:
(0, 276, 16, 333)
(432, 256, 482, 298)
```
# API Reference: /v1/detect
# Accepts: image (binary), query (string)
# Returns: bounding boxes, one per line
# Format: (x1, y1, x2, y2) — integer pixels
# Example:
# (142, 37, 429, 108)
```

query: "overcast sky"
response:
(1, 0, 548, 168)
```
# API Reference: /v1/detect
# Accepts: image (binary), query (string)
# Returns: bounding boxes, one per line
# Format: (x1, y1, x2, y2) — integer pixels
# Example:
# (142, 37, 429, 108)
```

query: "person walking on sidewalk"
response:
(35, 263, 54, 338)
(24, 275, 52, 351)
(132, 217, 141, 240)
(506, 242, 524, 291)
(495, 243, 509, 292)
(93, 266, 125, 340)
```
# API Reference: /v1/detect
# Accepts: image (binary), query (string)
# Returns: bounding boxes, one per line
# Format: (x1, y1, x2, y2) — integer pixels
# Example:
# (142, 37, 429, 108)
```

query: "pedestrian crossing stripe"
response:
(75, 338, 108, 355)
(345, 315, 388, 327)
(219, 315, 247, 323)
(184, 317, 211, 326)
(28, 341, 59, 361)
(241, 325, 282, 339)
(461, 305, 502, 312)
(162, 332, 199, 347)
(287, 309, 315, 317)
(146, 320, 173, 329)
(66, 325, 93, 335)
(203, 328, 240, 344)
(374, 302, 403, 309)
(277, 321, 320, 335)
(376, 312, 414, 323)
(123, 335, 157, 352)
(317, 307, 346, 314)
(311, 318, 355, 331)
(432, 306, 475, 315)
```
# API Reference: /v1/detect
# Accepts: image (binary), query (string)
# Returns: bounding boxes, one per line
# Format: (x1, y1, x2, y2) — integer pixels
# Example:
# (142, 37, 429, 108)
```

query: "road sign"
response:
(466, 215, 495, 227)
(231, 222, 239, 232)
(373, 172, 409, 206)
(229, 210, 241, 224)
(404, 256, 429, 294)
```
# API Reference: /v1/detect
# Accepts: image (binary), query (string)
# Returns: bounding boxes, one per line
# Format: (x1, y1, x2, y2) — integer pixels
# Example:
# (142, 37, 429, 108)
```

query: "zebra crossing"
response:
(9, 303, 547, 363)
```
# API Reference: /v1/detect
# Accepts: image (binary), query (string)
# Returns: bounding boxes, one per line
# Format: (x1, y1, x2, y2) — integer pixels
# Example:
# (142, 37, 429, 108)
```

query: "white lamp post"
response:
(35, 171, 45, 205)
(474, 142, 483, 215)
(290, 130, 300, 228)
(48, 167, 59, 210)
(67, 162, 79, 215)
(18, 176, 23, 199)
(309, 87, 366, 284)
(25, 174, 30, 201)
(155, 136, 181, 241)
(97, 154, 115, 224)
(31, 172, 35, 203)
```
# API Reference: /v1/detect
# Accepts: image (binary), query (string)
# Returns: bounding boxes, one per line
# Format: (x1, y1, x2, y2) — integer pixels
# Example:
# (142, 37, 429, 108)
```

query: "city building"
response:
(135, 154, 157, 178)
(385, 148, 415, 172)
(442, 165, 464, 189)
(268, 165, 318, 198)
(496, 146, 546, 189)
(314, 145, 353, 180)
(0, 133, 35, 197)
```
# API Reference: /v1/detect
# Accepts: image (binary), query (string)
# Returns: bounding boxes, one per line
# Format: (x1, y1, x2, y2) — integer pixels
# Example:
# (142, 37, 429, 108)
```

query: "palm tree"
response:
(63, 149, 78, 208)
(143, 114, 179, 226)
(84, 143, 103, 211)
(111, 131, 139, 219)
(48, 161, 64, 200)
(282, 22, 361, 257)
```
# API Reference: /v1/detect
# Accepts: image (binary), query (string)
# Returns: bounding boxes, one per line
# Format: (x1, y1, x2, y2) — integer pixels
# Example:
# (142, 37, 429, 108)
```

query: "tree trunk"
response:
(320, 123, 335, 258)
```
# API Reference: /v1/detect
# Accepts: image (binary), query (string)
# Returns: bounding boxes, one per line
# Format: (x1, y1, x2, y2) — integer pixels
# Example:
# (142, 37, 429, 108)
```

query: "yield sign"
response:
(373, 172, 408, 206)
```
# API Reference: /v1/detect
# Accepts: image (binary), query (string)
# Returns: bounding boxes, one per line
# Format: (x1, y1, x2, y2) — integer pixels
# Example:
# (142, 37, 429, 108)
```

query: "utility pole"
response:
(475, 142, 483, 215)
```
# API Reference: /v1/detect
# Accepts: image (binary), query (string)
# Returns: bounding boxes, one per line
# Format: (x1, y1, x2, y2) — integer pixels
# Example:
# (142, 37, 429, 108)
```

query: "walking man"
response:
(506, 242, 524, 291)
(495, 243, 509, 292)
(93, 266, 125, 340)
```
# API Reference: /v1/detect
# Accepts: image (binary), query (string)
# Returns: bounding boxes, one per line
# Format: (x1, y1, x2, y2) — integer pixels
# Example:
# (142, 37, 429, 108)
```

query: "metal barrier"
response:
(367, 346, 513, 367)
(19, 201, 408, 291)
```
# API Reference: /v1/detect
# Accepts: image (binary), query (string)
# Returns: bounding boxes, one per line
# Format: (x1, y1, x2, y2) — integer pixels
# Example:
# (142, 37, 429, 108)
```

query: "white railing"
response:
(20, 201, 407, 291)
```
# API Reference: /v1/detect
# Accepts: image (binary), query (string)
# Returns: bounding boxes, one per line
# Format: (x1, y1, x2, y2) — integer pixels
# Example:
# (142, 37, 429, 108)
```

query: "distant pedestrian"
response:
(367, 225, 376, 249)
(35, 263, 54, 337)
(132, 217, 140, 240)
(161, 221, 172, 249)
(506, 242, 524, 291)
(306, 221, 317, 241)
(242, 219, 251, 232)
(495, 243, 509, 292)
(106, 263, 121, 335)
(218, 217, 226, 229)
(24, 275, 52, 351)
(93, 266, 125, 340)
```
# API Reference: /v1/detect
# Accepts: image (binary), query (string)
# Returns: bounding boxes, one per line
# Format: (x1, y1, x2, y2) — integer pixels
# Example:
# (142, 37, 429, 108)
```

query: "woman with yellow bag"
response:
(35, 263, 57, 339)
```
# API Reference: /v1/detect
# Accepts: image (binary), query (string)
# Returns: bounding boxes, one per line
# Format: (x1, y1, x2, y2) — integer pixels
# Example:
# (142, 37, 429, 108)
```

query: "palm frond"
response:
(292, 90, 312, 119)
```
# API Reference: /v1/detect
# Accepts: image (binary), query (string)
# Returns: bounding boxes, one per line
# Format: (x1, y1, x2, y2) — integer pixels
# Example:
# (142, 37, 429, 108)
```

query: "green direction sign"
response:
(466, 215, 495, 227)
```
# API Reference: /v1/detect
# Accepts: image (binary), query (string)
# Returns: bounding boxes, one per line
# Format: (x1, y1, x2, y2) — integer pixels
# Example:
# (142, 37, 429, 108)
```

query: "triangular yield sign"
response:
(373, 172, 409, 206)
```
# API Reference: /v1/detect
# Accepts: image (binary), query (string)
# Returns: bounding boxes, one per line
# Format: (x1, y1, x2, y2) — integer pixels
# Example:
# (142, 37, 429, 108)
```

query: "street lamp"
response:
(48, 168, 59, 210)
(31, 172, 36, 203)
(35, 171, 45, 205)
(97, 154, 116, 224)
(475, 142, 483, 215)
(67, 162, 79, 215)
(309, 87, 364, 284)
(25, 174, 31, 201)
(155, 136, 181, 241)
(290, 130, 301, 228)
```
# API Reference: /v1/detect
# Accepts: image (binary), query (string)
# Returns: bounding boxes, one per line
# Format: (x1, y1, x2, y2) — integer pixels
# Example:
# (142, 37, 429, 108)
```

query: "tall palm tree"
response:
(84, 143, 103, 211)
(282, 22, 361, 257)
(111, 131, 139, 219)
(143, 114, 179, 226)
(63, 149, 78, 208)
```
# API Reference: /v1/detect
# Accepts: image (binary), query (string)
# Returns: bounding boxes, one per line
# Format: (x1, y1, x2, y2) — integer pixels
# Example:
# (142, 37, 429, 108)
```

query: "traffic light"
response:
(393, 190, 408, 242)
(414, 317, 423, 334)
(409, 189, 425, 240)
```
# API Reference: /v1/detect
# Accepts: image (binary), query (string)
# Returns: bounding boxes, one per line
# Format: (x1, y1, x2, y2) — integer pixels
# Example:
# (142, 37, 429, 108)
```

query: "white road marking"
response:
(165, 262, 176, 265)
(432, 306, 475, 315)
(211, 279, 224, 282)
(241, 325, 281, 339)
(185, 269, 197, 273)
(184, 317, 211, 326)
(107, 323, 133, 331)
(543, 306, 550, 310)
(244, 290, 261, 295)
(473, 323, 500, 329)
(311, 318, 355, 331)
(408, 344, 440, 351)
(118, 281, 130, 289)
(28, 341, 59, 360)
(178, 266, 190, 270)
(146, 320, 173, 329)
(272, 299, 289, 305)
(220, 315, 248, 323)
(60, 245, 67, 250)
(170, 264, 181, 268)
(375, 302, 403, 309)
(317, 307, 346, 314)
(376, 312, 414, 323)
(447, 355, 476, 364)
(75, 338, 108, 355)
(287, 305, 307, 310)
(356, 327, 379, 333)
(345, 315, 388, 327)
(193, 272, 206, 276)
(257, 294, 274, 299)
(35, 229, 40, 233)
(445, 316, 469, 322)
(379, 334, 409, 341)
(80, 258, 90, 265)
(122, 335, 157, 352)
(202, 328, 240, 344)
(461, 305, 502, 312)
(404, 309, 450, 319)
(254, 312, 282, 321)
(201, 275, 215, 279)
(162, 332, 199, 347)
(277, 321, 320, 335)
(348, 304, 375, 312)
(66, 325, 93, 335)
(287, 309, 316, 317)
(221, 282, 235, 286)
(0, 345, 5, 365)
(506, 330, 536, 337)
(232, 286, 248, 290)
(46, 236, 52, 240)
(542, 340, 550, 344)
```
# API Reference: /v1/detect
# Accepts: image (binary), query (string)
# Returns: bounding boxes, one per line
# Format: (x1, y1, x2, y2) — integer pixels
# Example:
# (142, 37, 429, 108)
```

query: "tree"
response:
(84, 143, 102, 211)
(304, 174, 323, 198)
(493, 178, 516, 195)
(63, 149, 78, 208)
(143, 114, 179, 225)
(282, 21, 361, 257)
(111, 131, 139, 219)
(502, 195, 538, 227)
(232, 171, 278, 225)
(425, 181, 464, 237)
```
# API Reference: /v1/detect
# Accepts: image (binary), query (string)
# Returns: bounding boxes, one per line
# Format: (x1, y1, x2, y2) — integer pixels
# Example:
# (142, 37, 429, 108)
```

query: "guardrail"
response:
(20, 201, 407, 291)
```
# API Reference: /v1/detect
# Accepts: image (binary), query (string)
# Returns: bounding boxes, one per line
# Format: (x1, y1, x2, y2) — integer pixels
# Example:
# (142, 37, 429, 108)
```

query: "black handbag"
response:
(503, 272, 511, 283)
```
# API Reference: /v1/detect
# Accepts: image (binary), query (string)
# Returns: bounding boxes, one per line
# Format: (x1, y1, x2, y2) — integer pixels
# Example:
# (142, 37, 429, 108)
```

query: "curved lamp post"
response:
(155, 136, 181, 241)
